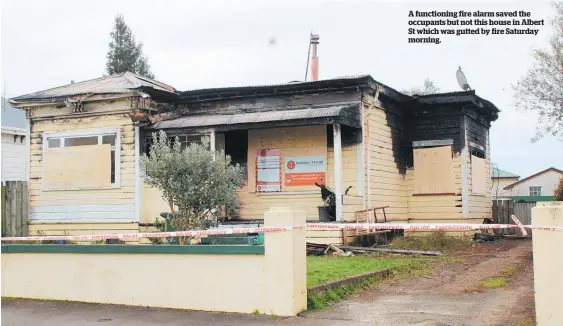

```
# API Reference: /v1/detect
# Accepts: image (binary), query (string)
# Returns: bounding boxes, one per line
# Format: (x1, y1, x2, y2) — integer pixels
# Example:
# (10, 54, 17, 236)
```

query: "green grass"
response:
(306, 255, 429, 309)
(307, 255, 423, 287)
(480, 276, 506, 289)
(390, 231, 472, 252)
(306, 257, 429, 309)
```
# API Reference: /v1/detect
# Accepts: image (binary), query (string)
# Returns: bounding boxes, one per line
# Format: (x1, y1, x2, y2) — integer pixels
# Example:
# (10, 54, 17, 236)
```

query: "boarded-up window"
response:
(413, 145, 454, 194)
(471, 155, 487, 195)
(43, 145, 112, 189)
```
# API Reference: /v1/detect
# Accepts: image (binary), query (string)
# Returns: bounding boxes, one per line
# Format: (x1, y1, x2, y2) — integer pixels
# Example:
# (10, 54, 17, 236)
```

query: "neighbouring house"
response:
(503, 167, 563, 202)
(1, 97, 28, 183)
(9, 72, 499, 242)
(491, 167, 519, 200)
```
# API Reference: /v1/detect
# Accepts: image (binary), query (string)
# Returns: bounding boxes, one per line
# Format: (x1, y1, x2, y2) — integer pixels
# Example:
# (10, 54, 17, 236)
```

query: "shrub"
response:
(140, 131, 244, 244)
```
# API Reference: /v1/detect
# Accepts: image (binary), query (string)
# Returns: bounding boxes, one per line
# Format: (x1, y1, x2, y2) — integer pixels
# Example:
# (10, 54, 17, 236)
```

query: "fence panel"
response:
(492, 200, 535, 236)
(1, 181, 28, 237)
(513, 202, 535, 235)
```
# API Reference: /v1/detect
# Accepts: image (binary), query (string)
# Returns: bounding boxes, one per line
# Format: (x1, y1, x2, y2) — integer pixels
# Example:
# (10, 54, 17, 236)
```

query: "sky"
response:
(1, 0, 561, 178)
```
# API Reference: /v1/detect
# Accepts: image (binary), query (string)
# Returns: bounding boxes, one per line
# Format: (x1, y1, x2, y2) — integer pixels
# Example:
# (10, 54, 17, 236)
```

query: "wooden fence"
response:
(1, 181, 28, 237)
(492, 200, 535, 236)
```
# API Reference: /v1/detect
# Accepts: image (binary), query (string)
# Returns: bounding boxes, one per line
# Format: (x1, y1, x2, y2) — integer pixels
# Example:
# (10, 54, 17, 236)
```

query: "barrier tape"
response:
(0, 225, 302, 242)
(1, 217, 562, 242)
(511, 215, 528, 236)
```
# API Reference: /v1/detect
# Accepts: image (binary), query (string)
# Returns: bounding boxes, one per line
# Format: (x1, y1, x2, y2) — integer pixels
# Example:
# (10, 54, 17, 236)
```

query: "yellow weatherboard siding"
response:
(242, 126, 329, 220)
(364, 97, 408, 222)
(29, 100, 137, 226)
(466, 126, 492, 219)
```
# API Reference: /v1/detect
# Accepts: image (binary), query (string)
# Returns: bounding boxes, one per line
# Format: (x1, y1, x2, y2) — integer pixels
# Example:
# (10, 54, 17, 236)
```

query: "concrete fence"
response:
(1, 207, 307, 316)
(532, 201, 563, 326)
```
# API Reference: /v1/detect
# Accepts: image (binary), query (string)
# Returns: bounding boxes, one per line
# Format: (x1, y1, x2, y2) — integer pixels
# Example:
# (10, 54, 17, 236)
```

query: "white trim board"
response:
(412, 139, 454, 148)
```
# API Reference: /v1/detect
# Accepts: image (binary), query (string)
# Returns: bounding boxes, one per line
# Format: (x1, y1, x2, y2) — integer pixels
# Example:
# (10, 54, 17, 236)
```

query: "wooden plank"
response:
(305, 237, 343, 245)
(1, 184, 5, 237)
(43, 145, 111, 189)
(22, 182, 29, 236)
(9, 182, 17, 236)
(29, 223, 138, 231)
(16, 181, 23, 236)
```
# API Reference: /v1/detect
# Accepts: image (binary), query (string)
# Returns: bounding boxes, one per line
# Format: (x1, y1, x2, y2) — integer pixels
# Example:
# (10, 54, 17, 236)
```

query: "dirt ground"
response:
(1, 239, 535, 326)
(302, 239, 535, 326)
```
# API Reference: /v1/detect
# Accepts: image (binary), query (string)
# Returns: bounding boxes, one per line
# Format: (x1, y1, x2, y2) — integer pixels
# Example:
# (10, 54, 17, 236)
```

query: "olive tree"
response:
(140, 130, 244, 244)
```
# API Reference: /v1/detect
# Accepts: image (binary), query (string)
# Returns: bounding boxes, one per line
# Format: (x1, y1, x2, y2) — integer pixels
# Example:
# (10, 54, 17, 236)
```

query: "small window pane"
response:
(47, 138, 61, 148)
(65, 136, 98, 147)
(529, 186, 541, 196)
(111, 150, 116, 184)
(102, 135, 116, 146)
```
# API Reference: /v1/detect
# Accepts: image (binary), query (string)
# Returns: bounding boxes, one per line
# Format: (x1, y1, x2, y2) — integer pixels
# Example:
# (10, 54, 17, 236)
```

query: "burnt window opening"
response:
(470, 146, 485, 159)
(327, 124, 362, 147)
(225, 130, 248, 181)
(143, 134, 208, 157)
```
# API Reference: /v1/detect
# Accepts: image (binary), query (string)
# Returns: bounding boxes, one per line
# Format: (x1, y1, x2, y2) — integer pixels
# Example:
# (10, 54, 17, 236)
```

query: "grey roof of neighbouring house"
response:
(1, 97, 26, 129)
(491, 168, 520, 178)
(9, 72, 177, 102)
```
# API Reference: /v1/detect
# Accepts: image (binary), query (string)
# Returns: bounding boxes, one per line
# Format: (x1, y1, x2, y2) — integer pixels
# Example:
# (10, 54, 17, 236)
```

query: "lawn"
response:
(307, 255, 424, 287)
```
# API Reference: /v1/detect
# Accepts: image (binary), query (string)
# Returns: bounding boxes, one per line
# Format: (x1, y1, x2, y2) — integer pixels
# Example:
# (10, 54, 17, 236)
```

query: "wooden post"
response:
(210, 129, 216, 161)
(333, 123, 343, 221)
(15, 181, 23, 236)
(22, 182, 28, 236)
(1, 183, 5, 237)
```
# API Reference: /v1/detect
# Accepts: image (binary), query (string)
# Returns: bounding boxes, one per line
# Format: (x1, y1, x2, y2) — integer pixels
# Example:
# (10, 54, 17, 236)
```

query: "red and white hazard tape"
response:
(1, 216, 561, 242)
(0, 225, 302, 242)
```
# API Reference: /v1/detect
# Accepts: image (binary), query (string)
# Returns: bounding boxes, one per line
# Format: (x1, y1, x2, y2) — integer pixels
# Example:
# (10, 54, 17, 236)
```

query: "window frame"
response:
(42, 128, 121, 190)
(528, 185, 542, 197)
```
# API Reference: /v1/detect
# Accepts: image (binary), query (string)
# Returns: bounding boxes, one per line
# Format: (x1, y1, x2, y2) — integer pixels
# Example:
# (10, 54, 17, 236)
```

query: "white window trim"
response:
(42, 128, 121, 191)
(528, 185, 542, 196)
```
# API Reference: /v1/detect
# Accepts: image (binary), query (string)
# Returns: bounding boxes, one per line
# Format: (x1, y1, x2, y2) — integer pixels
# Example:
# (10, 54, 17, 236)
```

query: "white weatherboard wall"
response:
(507, 170, 562, 197)
(1, 130, 27, 182)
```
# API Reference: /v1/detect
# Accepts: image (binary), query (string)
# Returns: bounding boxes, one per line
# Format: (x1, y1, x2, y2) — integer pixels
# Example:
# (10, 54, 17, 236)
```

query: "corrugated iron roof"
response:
(491, 168, 519, 178)
(149, 104, 359, 129)
(10, 72, 177, 102)
(179, 75, 372, 95)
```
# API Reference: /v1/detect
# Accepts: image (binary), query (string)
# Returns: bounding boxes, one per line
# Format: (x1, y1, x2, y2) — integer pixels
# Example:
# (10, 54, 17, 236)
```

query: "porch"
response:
(140, 103, 365, 225)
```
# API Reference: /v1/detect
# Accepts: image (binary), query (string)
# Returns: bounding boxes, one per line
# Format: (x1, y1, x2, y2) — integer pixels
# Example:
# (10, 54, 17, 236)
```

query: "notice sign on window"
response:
(256, 149, 281, 192)
(284, 156, 326, 186)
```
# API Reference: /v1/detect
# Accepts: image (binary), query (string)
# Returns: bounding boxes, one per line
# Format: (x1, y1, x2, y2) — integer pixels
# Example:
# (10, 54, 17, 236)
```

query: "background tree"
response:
(402, 78, 440, 96)
(140, 131, 244, 245)
(554, 176, 563, 201)
(106, 15, 155, 79)
(513, 1, 563, 142)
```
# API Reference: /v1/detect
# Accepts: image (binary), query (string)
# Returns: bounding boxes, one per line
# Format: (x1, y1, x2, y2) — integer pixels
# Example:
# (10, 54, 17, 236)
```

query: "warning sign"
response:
(284, 156, 326, 186)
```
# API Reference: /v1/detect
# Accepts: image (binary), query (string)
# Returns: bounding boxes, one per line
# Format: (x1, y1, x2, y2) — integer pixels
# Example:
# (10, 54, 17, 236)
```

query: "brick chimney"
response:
(310, 34, 320, 81)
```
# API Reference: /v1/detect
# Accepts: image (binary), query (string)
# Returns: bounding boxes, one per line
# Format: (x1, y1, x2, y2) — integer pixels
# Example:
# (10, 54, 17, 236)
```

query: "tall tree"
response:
(106, 15, 155, 79)
(402, 79, 440, 96)
(513, 2, 563, 142)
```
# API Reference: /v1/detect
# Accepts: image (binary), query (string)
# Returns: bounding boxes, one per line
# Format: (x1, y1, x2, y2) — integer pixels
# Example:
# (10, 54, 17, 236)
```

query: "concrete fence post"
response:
(262, 206, 307, 316)
(532, 201, 563, 326)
